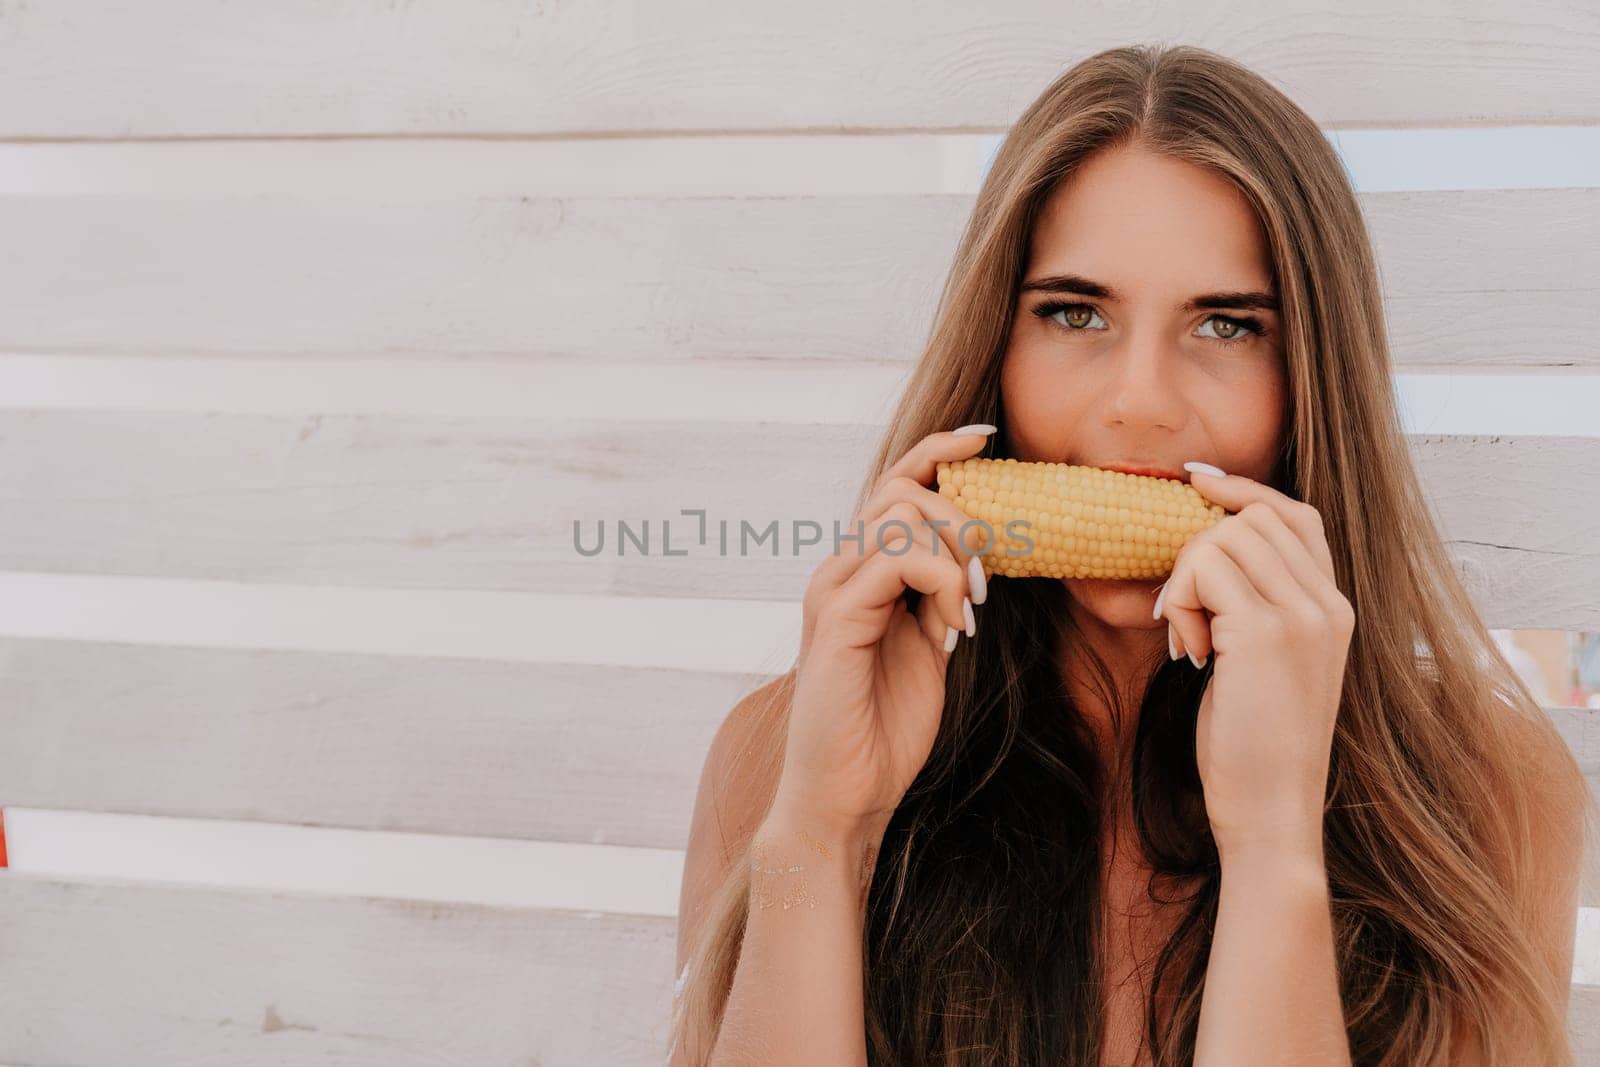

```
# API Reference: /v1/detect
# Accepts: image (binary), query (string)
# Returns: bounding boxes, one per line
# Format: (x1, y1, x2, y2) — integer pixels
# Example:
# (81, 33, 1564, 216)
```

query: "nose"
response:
(1100, 332, 1186, 431)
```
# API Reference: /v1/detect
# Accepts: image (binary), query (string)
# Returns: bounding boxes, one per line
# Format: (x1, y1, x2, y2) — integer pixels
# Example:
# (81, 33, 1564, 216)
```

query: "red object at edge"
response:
(0, 806, 9, 868)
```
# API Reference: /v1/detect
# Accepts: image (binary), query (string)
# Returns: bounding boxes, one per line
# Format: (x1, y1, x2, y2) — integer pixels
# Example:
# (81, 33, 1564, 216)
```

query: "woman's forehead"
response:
(1030, 147, 1271, 280)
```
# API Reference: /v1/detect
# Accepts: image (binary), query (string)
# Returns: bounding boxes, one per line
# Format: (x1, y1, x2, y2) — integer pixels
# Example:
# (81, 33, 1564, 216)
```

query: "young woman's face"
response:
(999, 140, 1289, 638)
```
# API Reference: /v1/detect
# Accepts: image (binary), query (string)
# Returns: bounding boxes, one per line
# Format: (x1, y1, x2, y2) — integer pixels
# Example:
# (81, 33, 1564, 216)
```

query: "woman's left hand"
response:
(1153, 463, 1355, 859)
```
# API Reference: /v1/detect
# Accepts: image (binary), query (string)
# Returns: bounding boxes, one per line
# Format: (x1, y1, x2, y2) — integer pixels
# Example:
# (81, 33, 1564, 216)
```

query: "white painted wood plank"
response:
(0, 353, 911, 424)
(0, 414, 1595, 621)
(3, 806, 1598, 949)
(1, 2, 1596, 137)
(0, 572, 801, 675)
(9, 806, 1600, 968)
(0, 134, 991, 198)
(1578, 906, 1600, 985)
(0, 874, 1592, 1065)
(3, 808, 684, 914)
(0, 192, 971, 361)
(3, 637, 1596, 861)
(1410, 435, 1600, 632)
(5, 354, 1600, 437)
(1318, 127, 1600, 194)
(1574, 983, 1600, 1062)
(0, 190, 1592, 367)
(1389, 373, 1600, 437)
(0, 637, 766, 848)
(1549, 706, 1600, 779)
(0, 873, 678, 1067)
(0, 411, 885, 602)
(1, 127, 1596, 198)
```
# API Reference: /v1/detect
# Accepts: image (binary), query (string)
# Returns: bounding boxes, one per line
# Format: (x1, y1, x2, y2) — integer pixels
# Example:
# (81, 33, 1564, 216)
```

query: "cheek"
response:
(1214, 375, 1288, 476)
(1001, 348, 1082, 456)
(1000, 342, 1041, 405)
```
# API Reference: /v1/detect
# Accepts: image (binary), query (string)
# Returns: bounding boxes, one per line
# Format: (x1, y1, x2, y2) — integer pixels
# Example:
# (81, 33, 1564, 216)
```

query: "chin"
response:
(1063, 575, 1166, 627)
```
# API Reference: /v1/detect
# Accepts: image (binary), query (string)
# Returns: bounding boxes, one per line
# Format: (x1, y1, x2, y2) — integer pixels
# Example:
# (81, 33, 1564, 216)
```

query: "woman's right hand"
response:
(770, 425, 998, 834)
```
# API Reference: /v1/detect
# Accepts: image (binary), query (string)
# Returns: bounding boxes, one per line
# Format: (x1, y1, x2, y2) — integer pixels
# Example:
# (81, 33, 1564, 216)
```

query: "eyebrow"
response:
(1020, 272, 1280, 314)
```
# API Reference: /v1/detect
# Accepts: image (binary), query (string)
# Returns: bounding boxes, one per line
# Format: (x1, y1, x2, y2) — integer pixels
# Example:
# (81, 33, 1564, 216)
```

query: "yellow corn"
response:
(933, 457, 1226, 580)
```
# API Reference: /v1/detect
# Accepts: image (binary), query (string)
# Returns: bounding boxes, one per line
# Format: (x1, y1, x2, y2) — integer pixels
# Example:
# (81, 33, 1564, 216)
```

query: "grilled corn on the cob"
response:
(933, 457, 1226, 580)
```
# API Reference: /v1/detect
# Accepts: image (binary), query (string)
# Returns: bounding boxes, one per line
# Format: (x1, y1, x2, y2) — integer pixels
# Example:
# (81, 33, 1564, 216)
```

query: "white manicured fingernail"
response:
(952, 423, 996, 436)
(1189, 648, 1206, 669)
(967, 554, 988, 605)
(1152, 582, 1167, 620)
(962, 595, 976, 637)
(1183, 461, 1226, 479)
(944, 626, 959, 652)
(1168, 623, 1181, 661)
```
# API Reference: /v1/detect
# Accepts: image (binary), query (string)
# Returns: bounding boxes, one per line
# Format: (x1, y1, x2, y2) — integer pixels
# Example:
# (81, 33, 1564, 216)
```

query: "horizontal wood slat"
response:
(3, 634, 1597, 891)
(0, 412, 875, 602)
(1573, 982, 1600, 1061)
(0, 2, 1596, 137)
(1549, 706, 1600, 781)
(0, 190, 1593, 367)
(0, 572, 802, 676)
(0, 413, 1595, 625)
(0, 875, 1594, 1064)
(0, 353, 914, 425)
(0, 873, 677, 1066)
(0, 637, 762, 849)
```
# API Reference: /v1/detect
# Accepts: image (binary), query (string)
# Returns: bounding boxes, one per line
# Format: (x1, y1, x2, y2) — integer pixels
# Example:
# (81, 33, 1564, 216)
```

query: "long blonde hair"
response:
(670, 43, 1597, 1064)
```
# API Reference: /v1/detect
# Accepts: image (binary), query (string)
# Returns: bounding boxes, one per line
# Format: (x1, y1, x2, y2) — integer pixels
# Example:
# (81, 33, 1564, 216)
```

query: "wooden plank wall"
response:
(0, 3, 1597, 1062)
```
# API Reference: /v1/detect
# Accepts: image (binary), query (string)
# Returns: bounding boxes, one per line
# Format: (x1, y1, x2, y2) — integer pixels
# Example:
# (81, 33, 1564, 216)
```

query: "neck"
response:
(1060, 650, 1160, 785)
(1057, 605, 1169, 852)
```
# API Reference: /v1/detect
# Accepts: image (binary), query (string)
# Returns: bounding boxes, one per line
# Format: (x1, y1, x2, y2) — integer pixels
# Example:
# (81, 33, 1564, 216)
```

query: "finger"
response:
(1167, 620, 1188, 664)
(877, 425, 997, 501)
(1232, 502, 1342, 606)
(1155, 540, 1262, 664)
(827, 530, 969, 652)
(1205, 514, 1312, 610)
(855, 474, 992, 588)
(916, 581, 960, 656)
(804, 502, 956, 664)
(1183, 464, 1335, 579)
(830, 425, 997, 605)
(814, 499, 976, 606)
(1161, 578, 1213, 667)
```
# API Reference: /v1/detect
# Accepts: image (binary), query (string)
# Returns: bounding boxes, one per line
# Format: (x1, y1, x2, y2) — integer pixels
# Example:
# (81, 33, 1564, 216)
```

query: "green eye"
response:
(1029, 300, 1268, 347)
(1197, 314, 1265, 344)
(1032, 301, 1106, 332)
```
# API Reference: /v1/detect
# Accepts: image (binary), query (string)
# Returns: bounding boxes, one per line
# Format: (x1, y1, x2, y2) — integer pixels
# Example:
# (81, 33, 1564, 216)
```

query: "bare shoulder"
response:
(1505, 704, 1590, 844)
(704, 670, 796, 860)
(676, 670, 796, 961)
(1447, 702, 1591, 1062)
(1502, 703, 1591, 1009)
(1493, 702, 1590, 898)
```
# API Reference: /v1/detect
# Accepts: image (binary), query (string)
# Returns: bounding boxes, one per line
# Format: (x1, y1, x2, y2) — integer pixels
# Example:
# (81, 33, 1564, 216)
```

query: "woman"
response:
(669, 43, 1595, 1065)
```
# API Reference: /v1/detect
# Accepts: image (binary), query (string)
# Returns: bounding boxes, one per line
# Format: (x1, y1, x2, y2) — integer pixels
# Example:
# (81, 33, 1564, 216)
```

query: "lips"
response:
(1094, 462, 1186, 482)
